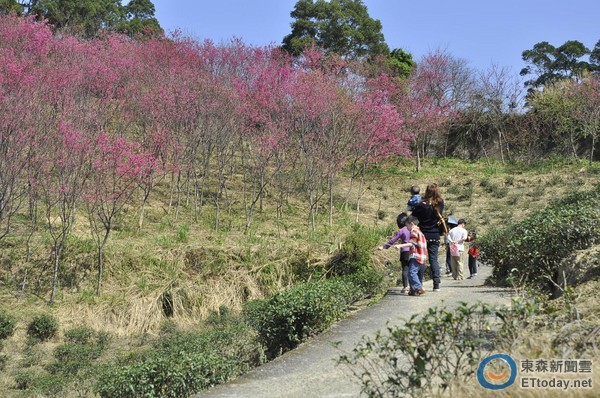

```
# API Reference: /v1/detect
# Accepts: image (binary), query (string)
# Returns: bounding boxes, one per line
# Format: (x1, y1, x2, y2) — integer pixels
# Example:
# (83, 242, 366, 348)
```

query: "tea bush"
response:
(27, 314, 59, 342)
(0, 310, 16, 339)
(14, 370, 66, 396)
(0, 353, 8, 371)
(339, 301, 534, 397)
(46, 326, 110, 376)
(244, 271, 381, 359)
(96, 319, 263, 398)
(480, 186, 600, 290)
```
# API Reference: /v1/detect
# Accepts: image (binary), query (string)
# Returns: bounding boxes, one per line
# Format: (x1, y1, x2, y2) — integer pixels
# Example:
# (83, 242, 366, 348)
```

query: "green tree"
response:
(0, 0, 24, 14)
(282, 0, 389, 59)
(19, 0, 161, 38)
(388, 48, 415, 78)
(28, 0, 123, 37)
(117, 0, 162, 37)
(591, 39, 600, 72)
(529, 78, 583, 159)
(520, 40, 594, 90)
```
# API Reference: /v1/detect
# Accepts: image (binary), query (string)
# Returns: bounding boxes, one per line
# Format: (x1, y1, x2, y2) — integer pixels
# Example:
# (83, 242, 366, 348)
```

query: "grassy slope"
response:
(0, 157, 598, 396)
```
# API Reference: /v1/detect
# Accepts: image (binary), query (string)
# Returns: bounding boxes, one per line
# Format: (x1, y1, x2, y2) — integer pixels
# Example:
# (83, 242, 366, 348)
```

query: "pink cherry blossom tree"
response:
(85, 134, 155, 294)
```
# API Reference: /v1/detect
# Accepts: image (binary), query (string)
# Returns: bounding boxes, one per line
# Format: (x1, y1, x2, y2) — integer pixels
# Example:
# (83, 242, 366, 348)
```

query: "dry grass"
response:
(1, 158, 597, 338)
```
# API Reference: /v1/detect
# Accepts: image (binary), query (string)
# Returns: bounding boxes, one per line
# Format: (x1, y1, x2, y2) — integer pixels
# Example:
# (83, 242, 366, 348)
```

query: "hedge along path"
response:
(195, 264, 512, 398)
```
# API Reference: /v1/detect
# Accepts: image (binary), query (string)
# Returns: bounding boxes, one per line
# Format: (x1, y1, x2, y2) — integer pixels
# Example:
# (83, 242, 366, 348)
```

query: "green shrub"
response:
(490, 184, 509, 198)
(46, 326, 110, 376)
(506, 194, 519, 205)
(96, 320, 262, 398)
(0, 353, 8, 371)
(548, 175, 563, 186)
(290, 251, 327, 282)
(446, 184, 460, 195)
(244, 276, 366, 359)
(339, 301, 533, 397)
(326, 223, 382, 276)
(0, 310, 16, 339)
(344, 268, 383, 297)
(450, 179, 474, 202)
(527, 184, 546, 200)
(480, 187, 600, 290)
(14, 370, 66, 396)
(479, 177, 491, 188)
(27, 314, 59, 342)
(64, 325, 96, 344)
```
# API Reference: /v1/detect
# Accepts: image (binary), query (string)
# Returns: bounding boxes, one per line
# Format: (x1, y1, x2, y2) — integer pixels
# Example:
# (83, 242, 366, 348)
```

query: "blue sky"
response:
(151, 0, 599, 75)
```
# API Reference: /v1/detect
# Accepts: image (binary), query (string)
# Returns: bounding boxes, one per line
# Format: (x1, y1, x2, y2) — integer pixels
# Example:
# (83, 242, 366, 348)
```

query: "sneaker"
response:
(401, 287, 410, 295)
(433, 288, 440, 292)
(415, 288, 426, 296)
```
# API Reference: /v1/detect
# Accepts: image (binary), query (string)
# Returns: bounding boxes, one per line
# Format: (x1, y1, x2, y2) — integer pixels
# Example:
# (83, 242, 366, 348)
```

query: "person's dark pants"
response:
(445, 244, 452, 274)
(400, 255, 410, 288)
(427, 239, 441, 289)
(468, 255, 478, 275)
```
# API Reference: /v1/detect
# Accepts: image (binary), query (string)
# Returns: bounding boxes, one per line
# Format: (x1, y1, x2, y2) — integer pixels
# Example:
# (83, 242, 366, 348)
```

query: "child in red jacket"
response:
(467, 231, 479, 279)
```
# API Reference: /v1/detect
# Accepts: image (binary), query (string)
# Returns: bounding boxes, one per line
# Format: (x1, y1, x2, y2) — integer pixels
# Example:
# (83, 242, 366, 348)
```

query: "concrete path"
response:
(195, 265, 513, 398)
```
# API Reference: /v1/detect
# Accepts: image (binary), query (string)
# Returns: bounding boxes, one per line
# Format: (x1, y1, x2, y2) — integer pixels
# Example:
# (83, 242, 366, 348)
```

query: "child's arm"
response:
(378, 229, 403, 250)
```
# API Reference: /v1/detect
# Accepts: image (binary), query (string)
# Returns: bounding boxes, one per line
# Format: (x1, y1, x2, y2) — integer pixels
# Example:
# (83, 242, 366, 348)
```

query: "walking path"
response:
(195, 265, 513, 398)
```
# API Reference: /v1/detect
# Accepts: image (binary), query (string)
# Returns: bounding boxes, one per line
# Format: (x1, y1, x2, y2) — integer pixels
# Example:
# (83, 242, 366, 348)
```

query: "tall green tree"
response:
(28, 0, 123, 37)
(13, 0, 161, 38)
(590, 39, 600, 72)
(520, 40, 594, 90)
(282, 0, 389, 59)
(117, 0, 161, 37)
(388, 48, 415, 78)
(0, 0, 24, 14)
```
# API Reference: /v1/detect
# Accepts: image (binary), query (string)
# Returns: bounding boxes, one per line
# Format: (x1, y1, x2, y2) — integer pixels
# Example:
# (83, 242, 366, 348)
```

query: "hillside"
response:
(0, 158, 598, 397)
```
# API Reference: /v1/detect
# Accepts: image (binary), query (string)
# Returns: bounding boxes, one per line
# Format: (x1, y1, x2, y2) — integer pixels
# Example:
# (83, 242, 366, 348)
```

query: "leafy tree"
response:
(529, 78, 584, 159)
(117, 0, 162, 37)
(520, 40, 595, 90)
(591, 39, 600, 72)
(388, 48, 415, 78)
(28, 0, 123, 37)
(0, 0, 24, 14)
(282, 0, 389, 59)
(19, 0, 161, 38)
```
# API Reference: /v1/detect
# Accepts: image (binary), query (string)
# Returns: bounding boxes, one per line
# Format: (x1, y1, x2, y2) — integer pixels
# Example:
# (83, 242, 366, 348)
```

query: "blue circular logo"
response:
(477, 353, 518, 390)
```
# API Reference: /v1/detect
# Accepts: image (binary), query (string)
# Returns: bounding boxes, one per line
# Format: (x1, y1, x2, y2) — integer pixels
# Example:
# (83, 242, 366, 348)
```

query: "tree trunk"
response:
(96, 227, 110, 296)
(590, 131, 596, 166)
(175, 171, 182, 221)
(355, 160, 368, 222)
(328, 173, 334, 227)
(49, 241, 64, 305)
(137, 184, 152, 231)
(498, 130, 505, 164)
